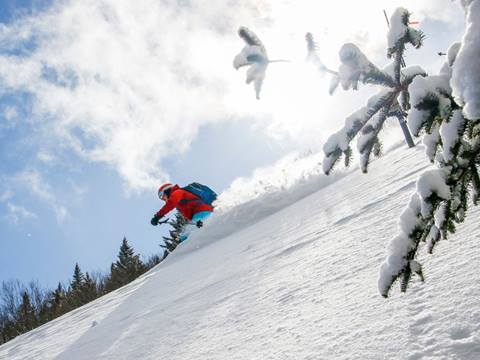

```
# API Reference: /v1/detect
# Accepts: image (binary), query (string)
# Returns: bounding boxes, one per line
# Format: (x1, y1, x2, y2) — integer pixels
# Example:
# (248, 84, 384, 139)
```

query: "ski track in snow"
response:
(1, 144, 480, 359)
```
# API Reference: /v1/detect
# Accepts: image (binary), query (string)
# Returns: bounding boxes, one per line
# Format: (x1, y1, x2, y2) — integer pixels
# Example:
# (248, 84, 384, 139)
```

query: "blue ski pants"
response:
(179, 211, 212, 242)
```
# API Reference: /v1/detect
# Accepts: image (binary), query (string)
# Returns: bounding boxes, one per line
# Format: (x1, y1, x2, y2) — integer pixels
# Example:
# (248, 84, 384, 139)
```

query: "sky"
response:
(0, 0, 466, 288)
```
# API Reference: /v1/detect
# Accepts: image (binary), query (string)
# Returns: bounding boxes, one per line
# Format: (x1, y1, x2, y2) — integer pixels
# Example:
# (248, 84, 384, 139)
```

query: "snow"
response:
(357, 112, 387, 173)
(440, 109, 465, 162)
(233, 27, 269, 100)
(451, 0, 480, 120)
(233, 45, 268, 100)
(400, 65, 426, 82)
(422, 123, 440, 162)
(407, 74, 452, 136)
(2, 145, 480, 359)
(447, 42, 462, 67)
(387, 8, 410, 50)
(338, 43, 372, 90)
(460, 0, 477, 11)
(322, 89, 391, 174)
(305, 32, 326, 74)
(417, 169, 451, 202)
(233, 45, 266, 70)
(387, 7, 423, 55)
(328, 74, 340, 95)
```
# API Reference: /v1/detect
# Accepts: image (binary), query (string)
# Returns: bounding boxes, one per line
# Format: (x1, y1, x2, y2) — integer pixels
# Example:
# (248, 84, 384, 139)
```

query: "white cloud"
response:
(0, 0, 464, 191)
(13, 169, 69, 221)
(0, 189, 14, 202)
(3, 105, 18, 121)
(6, 202, 37, 224)
(37, 151, 56, 163)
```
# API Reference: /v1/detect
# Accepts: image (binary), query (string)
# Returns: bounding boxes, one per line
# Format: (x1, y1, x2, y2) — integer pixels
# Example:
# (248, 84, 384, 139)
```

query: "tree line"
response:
(0, 237, 161, 345)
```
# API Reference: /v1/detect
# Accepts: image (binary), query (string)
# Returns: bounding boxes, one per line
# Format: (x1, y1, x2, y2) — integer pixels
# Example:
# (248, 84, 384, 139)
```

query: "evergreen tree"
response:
(0, 281, 24, 343)
(0, 310, 13, 344)
(315, 8, 424, 174)
(160, 213, 188, 257)
(379, 3, 480, 296)
(70, 263, 84, 292)
(106, 238, 146, 291)
(47, 283, 66, 320)
(15, 291, 37, 333)
(67, 263, 86, 308)
(233, 27, 290, 100)
(81, 273, 99, 304)
(144, 254, 162, 270)
(0, 237, 162, 344)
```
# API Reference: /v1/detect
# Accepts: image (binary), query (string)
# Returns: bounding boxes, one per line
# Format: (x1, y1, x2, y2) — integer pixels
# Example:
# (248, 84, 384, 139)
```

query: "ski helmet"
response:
(158, 183, 174, 199)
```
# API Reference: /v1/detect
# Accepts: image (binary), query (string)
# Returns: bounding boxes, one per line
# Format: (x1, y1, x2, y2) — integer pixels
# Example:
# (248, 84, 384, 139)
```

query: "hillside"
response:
(1, 144, 479, 360)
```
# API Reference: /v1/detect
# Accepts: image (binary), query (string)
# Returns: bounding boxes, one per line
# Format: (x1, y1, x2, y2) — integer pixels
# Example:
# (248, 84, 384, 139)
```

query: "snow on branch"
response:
(322, 90, 394, 174)
(233, 27, 269, 100)
(451, 0, 480, 120)
(440, 110, 466, 163)
(378, 193, 423, 297)
(338, 43, 396, 90)
(387, 7, 424, 58)
(379, 169, 451, 297)
(406, 42, 464, 163)
(322, 7, 427, 174)
(233, 27, 290, 100)
(407, 74, 452, 136)
(305, 33, 340, 94)
(306, 33, 328, 74)
(357, 108, 389, 173)
(380, 66, 480, 298)
(379, 1, 480, 297)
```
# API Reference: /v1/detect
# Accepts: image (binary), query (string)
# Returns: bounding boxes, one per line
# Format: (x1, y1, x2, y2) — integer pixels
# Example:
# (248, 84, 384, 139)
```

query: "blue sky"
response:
(0, 0, 465, 288)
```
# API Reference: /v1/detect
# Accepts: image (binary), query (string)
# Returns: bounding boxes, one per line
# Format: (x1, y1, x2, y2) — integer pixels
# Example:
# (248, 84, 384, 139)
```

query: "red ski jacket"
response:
(155, 185, 214, 220)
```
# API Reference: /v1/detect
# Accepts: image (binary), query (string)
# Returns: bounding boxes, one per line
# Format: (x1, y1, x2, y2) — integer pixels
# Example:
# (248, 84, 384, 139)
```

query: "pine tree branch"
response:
(323, 91, 396, 174)
(362, 66, 397, 88)
(358, 107, 390, 173)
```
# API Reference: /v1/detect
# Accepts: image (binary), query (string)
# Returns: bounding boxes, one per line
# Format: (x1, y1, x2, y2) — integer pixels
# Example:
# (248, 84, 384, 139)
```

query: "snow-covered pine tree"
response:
(318, 8, 425, 174)
(305, 33, 341, 95)
(379, 2, 480, 297)
(233, 27, 269, 100)
(233, 27, 289, 100)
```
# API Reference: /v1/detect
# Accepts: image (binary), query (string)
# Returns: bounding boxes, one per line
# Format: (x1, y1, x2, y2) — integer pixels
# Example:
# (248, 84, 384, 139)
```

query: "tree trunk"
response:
(397, 114, 415, 148)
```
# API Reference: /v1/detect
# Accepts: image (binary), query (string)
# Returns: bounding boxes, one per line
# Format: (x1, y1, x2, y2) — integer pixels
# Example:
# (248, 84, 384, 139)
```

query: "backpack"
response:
(182, 182, 217, 205)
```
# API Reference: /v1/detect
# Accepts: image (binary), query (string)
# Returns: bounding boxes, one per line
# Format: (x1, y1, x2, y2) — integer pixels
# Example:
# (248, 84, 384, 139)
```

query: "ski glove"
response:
(196, 220, 203, 228)
(151, 214, 162, 226)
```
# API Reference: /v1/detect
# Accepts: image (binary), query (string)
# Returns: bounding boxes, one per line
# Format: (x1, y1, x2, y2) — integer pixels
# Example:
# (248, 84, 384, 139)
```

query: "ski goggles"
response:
(158, 187, 172, 199)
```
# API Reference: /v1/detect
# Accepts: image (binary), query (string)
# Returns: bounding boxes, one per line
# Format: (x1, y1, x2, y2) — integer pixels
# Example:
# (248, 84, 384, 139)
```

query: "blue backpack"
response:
(182, 182, 217, 205)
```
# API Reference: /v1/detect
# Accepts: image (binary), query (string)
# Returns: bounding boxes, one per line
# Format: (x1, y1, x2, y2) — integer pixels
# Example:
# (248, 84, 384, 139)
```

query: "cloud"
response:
(0, 189, 14, 202)
(3, 105, 17, 121)
(5, 202, 37, 224)
(0, 188, 36, 225)
(36, 151, 56, 163)
(12, 169, 69, 221)
(0, 0, 464, 192)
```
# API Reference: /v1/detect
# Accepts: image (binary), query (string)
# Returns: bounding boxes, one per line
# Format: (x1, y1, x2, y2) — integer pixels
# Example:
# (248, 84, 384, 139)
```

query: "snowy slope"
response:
(1, 144, 480, 360)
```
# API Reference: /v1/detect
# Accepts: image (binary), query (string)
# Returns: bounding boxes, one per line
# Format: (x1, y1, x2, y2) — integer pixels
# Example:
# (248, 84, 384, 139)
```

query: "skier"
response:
(150, 183, 216, 242)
